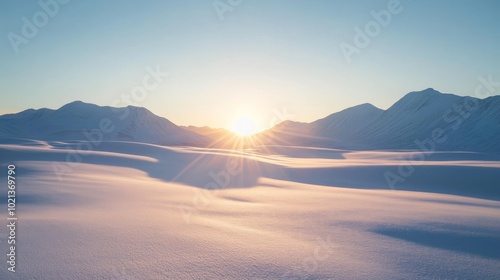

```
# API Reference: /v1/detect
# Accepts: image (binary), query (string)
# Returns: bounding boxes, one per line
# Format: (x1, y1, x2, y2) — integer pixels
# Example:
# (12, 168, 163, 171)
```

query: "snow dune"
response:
(0, 141, 499, 279)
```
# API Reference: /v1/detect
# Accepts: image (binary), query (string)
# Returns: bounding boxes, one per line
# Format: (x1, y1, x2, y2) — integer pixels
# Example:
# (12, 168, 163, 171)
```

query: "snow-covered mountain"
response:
(260, 88, 500, 153)
(0, 101, 210, 146)
(1, 89, 499, 152)
(350, 88, 500, 152)
(257, 103, 384, 148)
(308, 103, 384, 147)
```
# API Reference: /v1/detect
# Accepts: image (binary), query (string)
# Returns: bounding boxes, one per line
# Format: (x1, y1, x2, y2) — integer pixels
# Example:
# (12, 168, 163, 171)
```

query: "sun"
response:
(231, 115, 257, 136)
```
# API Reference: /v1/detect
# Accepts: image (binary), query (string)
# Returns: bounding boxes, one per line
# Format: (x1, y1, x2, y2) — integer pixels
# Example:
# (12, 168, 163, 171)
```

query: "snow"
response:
(3, 89, 499, 152)
(0, 141, 499, 279)
(0, 101, 209, 146)
(310, 103, 383, 141)
(261, 89, 500, 153)
(0, 91, 499, 278)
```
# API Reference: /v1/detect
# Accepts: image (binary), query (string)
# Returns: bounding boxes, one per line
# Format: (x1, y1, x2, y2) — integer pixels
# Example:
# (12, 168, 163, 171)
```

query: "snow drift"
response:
(0, 141, 499, 279)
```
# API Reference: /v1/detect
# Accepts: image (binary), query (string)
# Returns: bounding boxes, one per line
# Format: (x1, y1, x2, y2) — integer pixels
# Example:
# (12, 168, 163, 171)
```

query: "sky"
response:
(1, 0, 499, 132)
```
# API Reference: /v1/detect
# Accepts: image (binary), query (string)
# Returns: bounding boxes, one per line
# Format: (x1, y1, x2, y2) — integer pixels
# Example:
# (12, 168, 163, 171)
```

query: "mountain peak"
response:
(358, 102, 376, 107)
(126, 104, 151, 113)
(323, 103, 382, 118)
(346, 103, 380, 112)
(270, 120, 309, 132)
(1, 100, 210, 146)
(58, 100, 98, 111)
(408, 88, 442, 96)
(396, 88, 444, 107)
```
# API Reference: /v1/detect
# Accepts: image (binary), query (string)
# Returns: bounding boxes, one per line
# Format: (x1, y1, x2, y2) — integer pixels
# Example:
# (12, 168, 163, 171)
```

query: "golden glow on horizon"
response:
(231, 115, 257, 136)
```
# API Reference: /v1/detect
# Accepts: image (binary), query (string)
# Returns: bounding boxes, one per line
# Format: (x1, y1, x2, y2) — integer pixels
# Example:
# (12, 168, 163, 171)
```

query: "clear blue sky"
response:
(1, 0, 499, 131)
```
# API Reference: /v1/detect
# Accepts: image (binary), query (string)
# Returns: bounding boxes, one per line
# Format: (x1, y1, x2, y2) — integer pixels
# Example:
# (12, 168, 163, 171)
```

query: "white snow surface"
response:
(0, 140, 499, 279)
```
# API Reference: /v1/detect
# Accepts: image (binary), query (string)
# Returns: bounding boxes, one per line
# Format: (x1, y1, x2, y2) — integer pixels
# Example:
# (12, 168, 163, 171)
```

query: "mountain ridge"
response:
(260, 88, 500, 152)
(1, 89, 499, 152)
(0, 101, 210, 146)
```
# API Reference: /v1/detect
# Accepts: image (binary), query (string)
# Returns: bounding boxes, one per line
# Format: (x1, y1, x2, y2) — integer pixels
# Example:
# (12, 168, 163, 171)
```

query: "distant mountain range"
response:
(1, 89, 499, 152)
(0, 101, 209, 146)
(259, 88, 500, 153)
